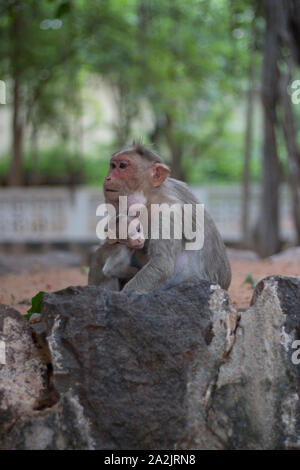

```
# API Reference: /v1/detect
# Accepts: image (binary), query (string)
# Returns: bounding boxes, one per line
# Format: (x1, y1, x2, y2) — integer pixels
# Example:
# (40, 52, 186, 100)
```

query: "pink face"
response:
(103, 155, 140, 201)
(103, 152, 170, 203)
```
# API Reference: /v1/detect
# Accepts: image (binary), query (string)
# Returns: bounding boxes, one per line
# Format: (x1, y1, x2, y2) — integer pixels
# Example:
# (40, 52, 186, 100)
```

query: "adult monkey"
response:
(88, 142, 231, 292)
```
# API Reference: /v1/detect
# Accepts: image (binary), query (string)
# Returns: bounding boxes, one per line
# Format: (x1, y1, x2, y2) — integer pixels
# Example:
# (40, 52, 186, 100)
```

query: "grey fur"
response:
(89, 176, 231, 292)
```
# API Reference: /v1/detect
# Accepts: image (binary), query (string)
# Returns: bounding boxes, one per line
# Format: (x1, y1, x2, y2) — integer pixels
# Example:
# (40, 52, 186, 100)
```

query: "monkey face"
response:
(103, 151, 170, 204)
(103, 154, 145, 202)
(127, 220, 145, 249)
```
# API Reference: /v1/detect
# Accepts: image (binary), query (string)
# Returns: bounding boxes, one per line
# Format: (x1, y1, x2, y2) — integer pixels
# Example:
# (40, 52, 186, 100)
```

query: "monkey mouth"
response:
(105, 189, 119, 192)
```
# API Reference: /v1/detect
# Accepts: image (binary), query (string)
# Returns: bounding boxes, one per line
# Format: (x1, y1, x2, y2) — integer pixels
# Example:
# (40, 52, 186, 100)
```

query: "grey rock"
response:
(29, 313, 42, 323)
(4, 392, 95, 450)
(1, 276, 300, 449)
(270, 246, 300, 263)
(1, 281, 238, 449)
(41, 281, 238, 450)
(0, 304, 48, 446)
(30, 320, 47, 337)
(208, 275, 300, 449)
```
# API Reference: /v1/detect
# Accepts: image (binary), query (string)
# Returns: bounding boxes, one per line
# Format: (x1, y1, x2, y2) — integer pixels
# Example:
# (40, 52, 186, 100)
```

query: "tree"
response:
(0, 0, 79, 185)
(255, 0, 300, 256)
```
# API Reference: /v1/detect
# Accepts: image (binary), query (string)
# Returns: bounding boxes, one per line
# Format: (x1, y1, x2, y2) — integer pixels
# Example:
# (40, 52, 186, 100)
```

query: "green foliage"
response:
(0, 0, 263, 185)
(84, 156, 112, 187)
(243, 273, 257, 289)
(0, 156, 10, 181)
(24, 146, 78, 177)
(25, 291, 45, 321)
(81, 266, 89, 275)
(55, 1, 72, 18)
(22, 146, 110, 185)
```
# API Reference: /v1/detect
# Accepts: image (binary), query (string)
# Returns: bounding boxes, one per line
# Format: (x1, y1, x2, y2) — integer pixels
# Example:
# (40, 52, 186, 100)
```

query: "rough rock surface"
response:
(0, 305, 49, 445)
(208, 276, 300, 449)
(0, 276, 300, 449)
(270, 246, 300, 263)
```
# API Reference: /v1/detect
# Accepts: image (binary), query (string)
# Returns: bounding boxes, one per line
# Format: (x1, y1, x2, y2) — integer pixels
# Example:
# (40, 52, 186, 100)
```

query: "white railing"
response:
(0, 184, 296, 243)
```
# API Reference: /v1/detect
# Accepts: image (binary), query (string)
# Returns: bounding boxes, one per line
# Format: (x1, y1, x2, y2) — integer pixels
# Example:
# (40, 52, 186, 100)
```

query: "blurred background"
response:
(0, 0, 300, 260)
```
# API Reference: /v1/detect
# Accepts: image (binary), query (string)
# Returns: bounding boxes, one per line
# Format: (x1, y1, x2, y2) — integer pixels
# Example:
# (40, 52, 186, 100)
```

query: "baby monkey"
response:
(102, 214, 146, 280)
(102, 193, 148, 282)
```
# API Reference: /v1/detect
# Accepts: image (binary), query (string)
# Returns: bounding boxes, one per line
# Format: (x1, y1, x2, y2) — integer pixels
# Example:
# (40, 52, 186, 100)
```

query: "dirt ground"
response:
(0, 248, 299, 315)
(228, 257, 300, 308)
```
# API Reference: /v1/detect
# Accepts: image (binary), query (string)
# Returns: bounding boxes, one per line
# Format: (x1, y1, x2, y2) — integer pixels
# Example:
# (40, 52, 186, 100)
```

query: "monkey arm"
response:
(122, 239, 180, 293)
(88, 244, 120, 291)
(88, 247, 105, 286)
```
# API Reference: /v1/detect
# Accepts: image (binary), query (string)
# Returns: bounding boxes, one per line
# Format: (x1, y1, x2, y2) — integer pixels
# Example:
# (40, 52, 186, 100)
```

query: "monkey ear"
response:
(150, 163, 170, 187)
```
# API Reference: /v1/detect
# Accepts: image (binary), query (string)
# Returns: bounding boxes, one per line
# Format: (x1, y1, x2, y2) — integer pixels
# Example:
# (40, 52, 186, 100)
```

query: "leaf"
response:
(25, 291, 45, 321)
(55, 1, 71, 18)
(81, 266, 89, 275)
(243, 273, 257, 289)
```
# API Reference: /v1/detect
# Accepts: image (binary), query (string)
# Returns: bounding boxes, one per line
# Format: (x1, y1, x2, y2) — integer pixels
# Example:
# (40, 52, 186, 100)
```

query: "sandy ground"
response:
(0, 249, 299, 315)
(228, 258, 300, 308)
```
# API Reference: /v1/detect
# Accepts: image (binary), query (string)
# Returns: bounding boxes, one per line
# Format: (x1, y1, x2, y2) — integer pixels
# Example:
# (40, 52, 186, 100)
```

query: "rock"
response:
(1, 276, 300, 450)
(208, 275, 300, 449)
(1, 281, 238, 449)
(270, 246, 300, 263)
(41, 282, 239, 449)
(0, 304, 49, 446)
(29, 313, 42, 324)
(4, 392, 96, 450)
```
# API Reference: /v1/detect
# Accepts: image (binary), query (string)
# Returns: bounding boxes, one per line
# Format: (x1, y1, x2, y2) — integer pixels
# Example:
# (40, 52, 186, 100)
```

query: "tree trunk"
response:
(112, 82, 134, 147)
(280, 63, 300, 244)
(9, 77, 24, 186)
(254, 0, 300, 251)
(165, 114, 185, 181)
(29, 123, 40, 185)
(242, 31, 255, 247)
(255, 0, 282, 257)
(149, 114, 167, 147)
(8, 5, 24, 186)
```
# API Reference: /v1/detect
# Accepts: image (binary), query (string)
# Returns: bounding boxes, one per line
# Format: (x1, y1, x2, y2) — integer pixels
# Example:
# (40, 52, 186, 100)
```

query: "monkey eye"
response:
(119, 162, 128, 169)
(111, 162, 117, 169)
